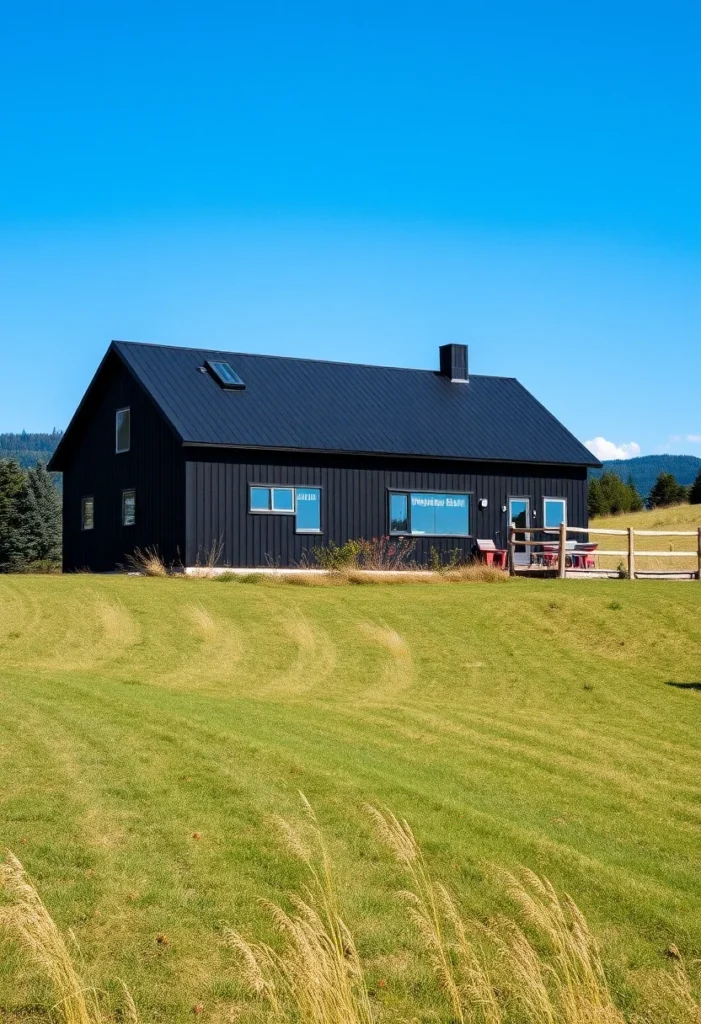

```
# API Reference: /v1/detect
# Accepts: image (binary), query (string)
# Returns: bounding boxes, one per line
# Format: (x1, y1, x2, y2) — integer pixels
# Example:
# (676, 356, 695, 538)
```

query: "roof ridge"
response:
(112, 339, 512, 380)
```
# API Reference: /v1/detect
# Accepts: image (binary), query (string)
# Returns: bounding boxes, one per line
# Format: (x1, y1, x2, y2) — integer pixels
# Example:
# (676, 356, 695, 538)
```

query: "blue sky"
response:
(0, 1, 699, 458)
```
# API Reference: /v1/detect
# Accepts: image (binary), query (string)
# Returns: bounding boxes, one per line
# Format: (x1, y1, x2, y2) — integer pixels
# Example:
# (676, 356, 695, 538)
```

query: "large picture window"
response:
(389, 491, 470, 537)
(116, 408, 130, 453)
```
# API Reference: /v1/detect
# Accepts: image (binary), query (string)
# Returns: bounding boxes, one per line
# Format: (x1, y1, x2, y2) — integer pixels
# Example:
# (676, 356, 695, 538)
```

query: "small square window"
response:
(116, 408, 130, 453)
(122, 489, 136, 526)
(250, 487, 271, 511)
(271, 487, 294, 512)
(81, 496, 94, 531)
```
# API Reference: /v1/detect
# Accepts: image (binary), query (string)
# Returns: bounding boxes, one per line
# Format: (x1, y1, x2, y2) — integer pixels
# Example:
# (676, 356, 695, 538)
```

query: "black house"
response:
(48, 340, 599, 571)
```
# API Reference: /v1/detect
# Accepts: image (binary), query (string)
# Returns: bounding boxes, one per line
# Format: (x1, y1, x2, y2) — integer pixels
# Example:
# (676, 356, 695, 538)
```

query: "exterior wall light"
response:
(478, 498, 488, 509)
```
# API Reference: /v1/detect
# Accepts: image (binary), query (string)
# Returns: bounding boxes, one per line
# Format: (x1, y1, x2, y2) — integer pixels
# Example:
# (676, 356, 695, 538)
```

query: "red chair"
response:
(475, 539, 508, 568)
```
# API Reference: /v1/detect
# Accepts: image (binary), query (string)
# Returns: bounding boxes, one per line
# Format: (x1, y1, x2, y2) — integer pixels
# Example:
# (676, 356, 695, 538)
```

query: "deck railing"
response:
(508, 523, 701, 579)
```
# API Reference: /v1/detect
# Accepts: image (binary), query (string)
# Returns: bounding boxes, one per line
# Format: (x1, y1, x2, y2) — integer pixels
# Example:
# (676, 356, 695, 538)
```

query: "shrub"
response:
(312, 536, 418, 571)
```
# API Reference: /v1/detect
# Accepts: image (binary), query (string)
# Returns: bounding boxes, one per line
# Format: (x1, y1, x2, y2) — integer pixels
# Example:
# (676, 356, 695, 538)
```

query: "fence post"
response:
(558, 521, 567, 579)
(508, 526, 515, 576)
(628, 527, 635, 580)
(697, 527, 701, 581)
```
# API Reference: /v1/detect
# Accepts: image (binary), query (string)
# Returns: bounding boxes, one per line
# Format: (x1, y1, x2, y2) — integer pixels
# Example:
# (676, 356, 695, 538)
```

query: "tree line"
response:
(589, 467, 701, 517)
(0, 458, 62, 571)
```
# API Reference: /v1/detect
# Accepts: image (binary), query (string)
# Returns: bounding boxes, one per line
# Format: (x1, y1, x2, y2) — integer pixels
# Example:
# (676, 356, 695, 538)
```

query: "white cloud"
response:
(686, 434, 701, 444)
(584, 437, 641, 461)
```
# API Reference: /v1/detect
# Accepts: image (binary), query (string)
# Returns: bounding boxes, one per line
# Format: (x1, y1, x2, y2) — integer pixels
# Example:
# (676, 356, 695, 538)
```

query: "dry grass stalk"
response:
(365, 805, 496, 1023)
(367, 807, 634, 1024)
(124, 546, 169, 577)
(0, 852, 139, 1024)
(492, 868, 625, 1024)
(225, 794, 374, 1024)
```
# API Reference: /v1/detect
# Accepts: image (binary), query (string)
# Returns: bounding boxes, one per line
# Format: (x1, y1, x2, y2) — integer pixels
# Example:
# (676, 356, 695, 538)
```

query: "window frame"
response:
(294, 487, 322, 534)
(115, 407, 131, 454)
(387, 488, 472, 538)
(81, 495, 94, 531)
(122, 488, 136, 527)
(248, 484, 296, 515)
(205, 360, 246, 390)
(543, 496, 567, 532)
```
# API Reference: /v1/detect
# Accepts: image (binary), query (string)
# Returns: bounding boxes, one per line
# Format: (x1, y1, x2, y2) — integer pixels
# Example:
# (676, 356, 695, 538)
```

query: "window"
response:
(390, 493, 408, 533)
(543, 498, 567, 531)
(249, 485, 322, 533)
(81, 496, 94, 531)
(295, 488, 321, 533)
(205, 360, 246, 390)
(389, 491, 470, 536)
(122, 489, 136, 526)
(249, 486, 295, 513)
(116, 408, 130, 453)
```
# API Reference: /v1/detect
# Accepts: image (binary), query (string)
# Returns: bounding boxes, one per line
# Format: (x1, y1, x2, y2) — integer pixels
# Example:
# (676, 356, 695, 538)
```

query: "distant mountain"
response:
(591, 454, 701, 498)
(0, 431, 64, 486)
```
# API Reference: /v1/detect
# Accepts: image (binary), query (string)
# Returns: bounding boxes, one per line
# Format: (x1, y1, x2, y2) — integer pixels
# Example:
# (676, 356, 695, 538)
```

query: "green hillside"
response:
(0, 430, 63, 469)
(1, 575, 700, 1021)
(593, 453, 701, 496)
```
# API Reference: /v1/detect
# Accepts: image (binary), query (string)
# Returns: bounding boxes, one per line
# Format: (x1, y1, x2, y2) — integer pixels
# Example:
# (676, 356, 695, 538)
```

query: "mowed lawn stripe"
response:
(1, 575, 701, 1021)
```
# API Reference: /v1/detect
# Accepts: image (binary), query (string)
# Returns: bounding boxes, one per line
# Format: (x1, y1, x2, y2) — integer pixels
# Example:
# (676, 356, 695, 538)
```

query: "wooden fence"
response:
(508, 524, 701, 580)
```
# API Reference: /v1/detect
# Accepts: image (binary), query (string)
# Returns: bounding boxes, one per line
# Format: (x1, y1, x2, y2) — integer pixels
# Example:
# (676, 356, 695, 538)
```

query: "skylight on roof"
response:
(205, 360, 246, 390)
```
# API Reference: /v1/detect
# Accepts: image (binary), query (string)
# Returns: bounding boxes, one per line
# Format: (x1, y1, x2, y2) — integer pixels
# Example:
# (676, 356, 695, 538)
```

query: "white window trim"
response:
(122, 488, 136, 527)
(116, 407, 131, 454)
(543, 496, 567, 532)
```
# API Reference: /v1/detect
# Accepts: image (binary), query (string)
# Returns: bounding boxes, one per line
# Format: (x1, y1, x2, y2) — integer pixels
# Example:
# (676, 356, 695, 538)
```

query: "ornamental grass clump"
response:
(224, 794, 375, 1024)
(0, 852, 139, 1024)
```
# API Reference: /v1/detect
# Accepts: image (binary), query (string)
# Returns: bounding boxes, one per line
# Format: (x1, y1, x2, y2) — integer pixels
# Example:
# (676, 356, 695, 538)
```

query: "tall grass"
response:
(224, 794, 375, 1023)
(3, 804, 699, 1022)
(0, 852, 139, 1023)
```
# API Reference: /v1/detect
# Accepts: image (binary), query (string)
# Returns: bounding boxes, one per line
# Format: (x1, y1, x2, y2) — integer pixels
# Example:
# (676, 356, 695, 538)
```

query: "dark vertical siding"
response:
(60, 353, 185, 571)
(184, 448, 588, 568)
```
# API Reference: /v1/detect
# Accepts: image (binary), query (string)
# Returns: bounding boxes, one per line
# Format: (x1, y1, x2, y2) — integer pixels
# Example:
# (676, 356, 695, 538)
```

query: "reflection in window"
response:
(295, 488, 321, 532)
(122, 489, 136, 526)
(390, 491, 470, 536)
(81, 496, 94, 531)
(543, 498, 567, 530)
(249, 486, 295, 513)
(116, 408, 130, 453)
(390, 493, 408, 533)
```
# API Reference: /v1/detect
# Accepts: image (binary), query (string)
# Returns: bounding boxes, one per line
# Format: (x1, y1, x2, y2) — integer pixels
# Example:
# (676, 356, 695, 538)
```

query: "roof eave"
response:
(180, 440, 600, 468)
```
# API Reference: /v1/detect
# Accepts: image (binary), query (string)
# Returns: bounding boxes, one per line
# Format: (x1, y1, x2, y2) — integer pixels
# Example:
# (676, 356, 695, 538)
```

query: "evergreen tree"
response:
(0, 458, 62, 571)
(588, 476, 608, 517)
(626, 475, 645, 512)
(690, 469, 701, 505)
(25, 462, 62, 563)
(0, 458, 29, 570)
(648, 472, 689, 508)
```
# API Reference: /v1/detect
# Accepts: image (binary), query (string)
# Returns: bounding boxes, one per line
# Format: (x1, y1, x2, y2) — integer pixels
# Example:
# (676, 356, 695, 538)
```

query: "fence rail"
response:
(508, 523, 701, 580)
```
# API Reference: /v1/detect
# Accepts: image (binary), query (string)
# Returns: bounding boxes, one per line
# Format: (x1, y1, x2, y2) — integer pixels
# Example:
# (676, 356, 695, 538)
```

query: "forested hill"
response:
(0, 430, 63, 469)
(592, 454, 701, 496)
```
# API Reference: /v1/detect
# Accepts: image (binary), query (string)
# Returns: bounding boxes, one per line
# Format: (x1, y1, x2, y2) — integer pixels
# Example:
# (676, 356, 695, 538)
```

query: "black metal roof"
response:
(51, 340, 600, 468)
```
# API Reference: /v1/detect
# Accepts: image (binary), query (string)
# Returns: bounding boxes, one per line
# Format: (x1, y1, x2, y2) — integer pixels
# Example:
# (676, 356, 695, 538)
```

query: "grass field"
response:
(591, 502, 701, 572)
(1, 574, 701, 1021)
